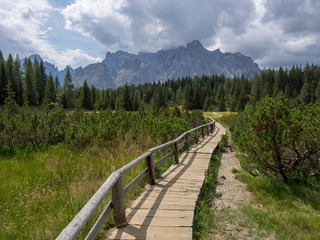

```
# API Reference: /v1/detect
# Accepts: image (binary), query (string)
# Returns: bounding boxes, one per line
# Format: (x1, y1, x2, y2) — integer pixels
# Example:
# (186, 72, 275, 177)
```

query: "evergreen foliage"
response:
(231, 96, 320, 182)
(79, 80, 92, 110)
(43, 73, 57, 107)
(62, 67, 74, 109)
(0, 50, 320, 111)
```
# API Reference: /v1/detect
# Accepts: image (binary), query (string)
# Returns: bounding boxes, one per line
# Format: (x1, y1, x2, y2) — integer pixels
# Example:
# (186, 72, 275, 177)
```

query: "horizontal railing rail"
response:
(56, 116, 215, 240)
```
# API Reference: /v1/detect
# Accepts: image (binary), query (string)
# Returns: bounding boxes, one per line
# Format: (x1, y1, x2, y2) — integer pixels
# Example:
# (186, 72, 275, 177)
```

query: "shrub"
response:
(231, 96, 320, 182)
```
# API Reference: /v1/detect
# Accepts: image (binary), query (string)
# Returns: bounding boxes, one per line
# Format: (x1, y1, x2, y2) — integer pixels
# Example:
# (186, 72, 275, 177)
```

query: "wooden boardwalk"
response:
(106, 123, 225, 240)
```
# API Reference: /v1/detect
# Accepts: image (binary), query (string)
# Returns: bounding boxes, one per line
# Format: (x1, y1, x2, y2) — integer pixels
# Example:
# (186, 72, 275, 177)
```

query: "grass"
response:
(0, 137, 154, 239)
(203, 111, 237, 123)
(193, 139, 223, 240)
(235, 171, 320, 240)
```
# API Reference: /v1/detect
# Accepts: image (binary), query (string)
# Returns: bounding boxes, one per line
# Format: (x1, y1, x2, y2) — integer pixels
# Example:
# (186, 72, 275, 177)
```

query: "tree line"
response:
(1, 50, 320, 113)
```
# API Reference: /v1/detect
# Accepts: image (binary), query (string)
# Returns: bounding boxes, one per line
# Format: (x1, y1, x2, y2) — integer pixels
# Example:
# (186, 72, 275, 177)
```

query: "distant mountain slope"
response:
(28, 40, 261, 89)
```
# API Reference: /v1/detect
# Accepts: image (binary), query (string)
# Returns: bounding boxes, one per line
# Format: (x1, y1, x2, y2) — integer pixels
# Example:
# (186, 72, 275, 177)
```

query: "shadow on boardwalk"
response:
(107, 123, 225, 240)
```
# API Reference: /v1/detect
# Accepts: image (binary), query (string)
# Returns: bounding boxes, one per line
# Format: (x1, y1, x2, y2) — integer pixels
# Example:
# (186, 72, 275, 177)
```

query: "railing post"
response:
(146, 154, 156, 185)
(185, 134, 189, 150)
(194, 130, 198, 143)
(201, 126, 205, 139)
(112, 175, 127, 228)
(210, 123, 213, 133)
(206, 125, 209, 136)
(174, 142, 179, 164)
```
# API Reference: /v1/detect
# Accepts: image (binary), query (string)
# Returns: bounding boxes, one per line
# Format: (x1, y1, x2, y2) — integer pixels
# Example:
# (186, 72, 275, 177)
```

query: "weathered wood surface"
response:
(106, 122, 225, 239)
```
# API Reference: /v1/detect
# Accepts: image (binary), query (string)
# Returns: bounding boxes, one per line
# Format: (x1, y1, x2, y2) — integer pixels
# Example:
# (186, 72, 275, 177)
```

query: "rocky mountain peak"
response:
(186, 40, 205, 50)
(28, 40, 261, 89)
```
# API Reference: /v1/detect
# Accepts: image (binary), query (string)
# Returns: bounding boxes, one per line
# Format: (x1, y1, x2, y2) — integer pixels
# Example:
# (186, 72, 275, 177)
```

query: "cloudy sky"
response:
(1, 0, 319, 70)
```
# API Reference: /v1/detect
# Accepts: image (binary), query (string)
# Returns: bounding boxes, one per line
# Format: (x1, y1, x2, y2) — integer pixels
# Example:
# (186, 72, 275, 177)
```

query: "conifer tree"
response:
(133, 91, 140, 111)
(216, 84, 226, 111)
(250, 76, 260, 103)
(315, 80, 320, 102)
(62, 67, 74, 109)
(23, 58, 38, 106)
(192, 83, 202, 109)
(237, 85, 249, 111)
(4, 80, 19, 114)
(55, 75, 60, 91)
(43, 73, 56, 106)
(79, 80, 92, 110)
(301, 64, 312, 104)
(203, 95, 211, 111)
(152, 83, 166, 113)
(0, 57, 8, 104)
(122, 83, 132, 111)
(13, 55, 23, 106)
(183, 84, 193, 109)
(0, 50, 3, 61)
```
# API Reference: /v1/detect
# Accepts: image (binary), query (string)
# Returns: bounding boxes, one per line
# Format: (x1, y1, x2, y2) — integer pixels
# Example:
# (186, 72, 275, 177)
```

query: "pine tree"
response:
(133, 91, 140, 111)
(33, 59, 46, 104)
(316, 80, 320, 102)
(300, 65, 312, 104)
(0, 50, 3, 61)
(216, 84, 226, 111)
(203, 95, 211, 111)
(79, 80, 92, 110)
(230, 79, 240, 111)
(152, 83, 167, 113)
(43, 73, 56, 106)
(0, 58, 8, 105)
(122, 83, 132, 111)
(183, 84, 193, 109)
(23, 58, 38, 106)
(13, 55, 23, 105)
(192, 83, 202, 109)
(55, 75, 60, 91)
(250, 75, 260, 103)
(237, 85, 249, 111)
(4, 80, 19, 114)
(62, 67, 74, 109)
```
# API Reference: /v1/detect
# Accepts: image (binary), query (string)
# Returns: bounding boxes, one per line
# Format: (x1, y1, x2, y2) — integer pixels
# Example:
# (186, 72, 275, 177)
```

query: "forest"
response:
(1, 50, 320, 114)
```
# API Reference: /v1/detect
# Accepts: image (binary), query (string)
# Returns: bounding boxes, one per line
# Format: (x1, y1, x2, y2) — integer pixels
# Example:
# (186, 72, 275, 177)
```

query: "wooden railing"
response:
(56, 117, 215, 240)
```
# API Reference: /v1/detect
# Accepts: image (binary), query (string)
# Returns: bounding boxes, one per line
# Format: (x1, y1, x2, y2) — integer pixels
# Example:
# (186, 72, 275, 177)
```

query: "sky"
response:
(0, 0, 319, 70)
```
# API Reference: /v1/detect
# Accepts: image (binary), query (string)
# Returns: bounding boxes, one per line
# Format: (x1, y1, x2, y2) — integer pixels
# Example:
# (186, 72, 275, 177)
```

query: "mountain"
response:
(28, 40, 261, 89)
(23, 54, 73, 84)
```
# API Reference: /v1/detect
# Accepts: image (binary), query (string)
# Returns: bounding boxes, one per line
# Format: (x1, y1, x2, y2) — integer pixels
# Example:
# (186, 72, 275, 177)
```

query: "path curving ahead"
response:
(106, 122, 226, 240)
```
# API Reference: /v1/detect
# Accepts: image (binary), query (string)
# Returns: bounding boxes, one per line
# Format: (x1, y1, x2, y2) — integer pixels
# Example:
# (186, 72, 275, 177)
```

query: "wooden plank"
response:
(106, 225, 192, 240)
(128, 215, 193, 227)
(125, 209, 194, 219)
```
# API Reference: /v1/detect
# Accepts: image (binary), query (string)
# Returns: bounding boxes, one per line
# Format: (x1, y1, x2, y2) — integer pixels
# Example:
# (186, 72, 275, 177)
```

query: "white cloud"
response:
(0, 0, 101, 69)
(61, 0, 255, 53)
(1, 0, 319, 70)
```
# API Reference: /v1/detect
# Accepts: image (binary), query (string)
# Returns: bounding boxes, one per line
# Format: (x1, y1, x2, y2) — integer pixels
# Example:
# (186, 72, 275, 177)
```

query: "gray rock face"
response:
(29, 40, 261, 88)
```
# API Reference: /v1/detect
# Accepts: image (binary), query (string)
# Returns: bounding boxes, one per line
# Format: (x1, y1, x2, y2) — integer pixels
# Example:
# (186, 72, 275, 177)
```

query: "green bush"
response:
(231, 96, 320, 182)
(0, 108, 202, 150)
